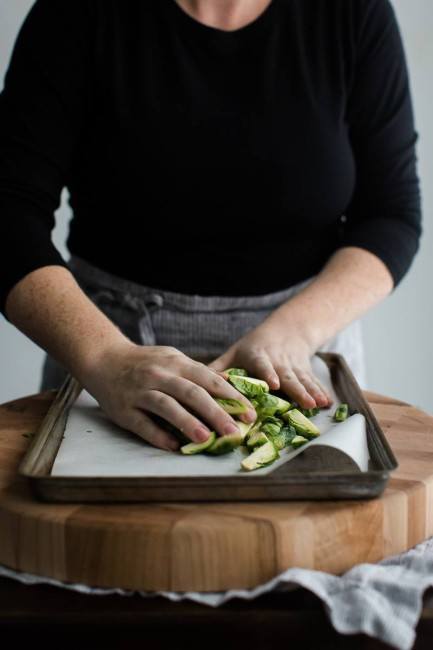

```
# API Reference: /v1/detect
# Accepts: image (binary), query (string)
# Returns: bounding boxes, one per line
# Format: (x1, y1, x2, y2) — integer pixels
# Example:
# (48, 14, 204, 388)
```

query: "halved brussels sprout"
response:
(181, 431, 217, 455)
(225, 368, 248, 377)
(333, 403, 349, 422)
(228, 375, 269, 399)
(269, 424, 297, 450)
(206, 432, 244, 455)
(246, 431, 269, 449)
(283, 408, 320, 439)
(291, 435, 309, 449)
(300, 407, 320, 418)
(214, 398, 248, 415)
(241, 441, 279, 471)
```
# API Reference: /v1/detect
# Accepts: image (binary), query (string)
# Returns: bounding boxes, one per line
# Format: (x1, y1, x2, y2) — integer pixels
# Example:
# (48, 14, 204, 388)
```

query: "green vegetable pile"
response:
(179, 368, 351, 471)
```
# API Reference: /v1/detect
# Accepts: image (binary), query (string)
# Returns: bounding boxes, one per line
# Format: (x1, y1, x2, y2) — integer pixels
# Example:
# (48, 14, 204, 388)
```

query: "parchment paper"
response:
(51, 356, 369, 476)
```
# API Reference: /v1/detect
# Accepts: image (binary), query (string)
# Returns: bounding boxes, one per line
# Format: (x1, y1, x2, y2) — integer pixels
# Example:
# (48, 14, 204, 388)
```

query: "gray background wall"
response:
(0, 0, 432, 413)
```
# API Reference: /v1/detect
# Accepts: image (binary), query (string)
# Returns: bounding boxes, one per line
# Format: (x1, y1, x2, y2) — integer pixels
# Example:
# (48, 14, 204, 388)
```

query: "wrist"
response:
(71, 330, 136, 387)
(267, 300, 325, 353)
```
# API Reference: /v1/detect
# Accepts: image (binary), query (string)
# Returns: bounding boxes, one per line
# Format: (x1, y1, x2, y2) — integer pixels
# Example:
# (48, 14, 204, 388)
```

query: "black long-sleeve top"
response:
(0, 0, 422, 318)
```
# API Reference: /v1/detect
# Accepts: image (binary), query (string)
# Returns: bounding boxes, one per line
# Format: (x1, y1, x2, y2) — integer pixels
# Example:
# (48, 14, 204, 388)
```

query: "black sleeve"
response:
(0, 0, 92, 319)
(341, 0, 422, 288)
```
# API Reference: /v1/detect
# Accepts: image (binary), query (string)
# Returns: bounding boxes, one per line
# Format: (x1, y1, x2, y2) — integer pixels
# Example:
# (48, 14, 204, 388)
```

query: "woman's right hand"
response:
(81, 340, 257, 451)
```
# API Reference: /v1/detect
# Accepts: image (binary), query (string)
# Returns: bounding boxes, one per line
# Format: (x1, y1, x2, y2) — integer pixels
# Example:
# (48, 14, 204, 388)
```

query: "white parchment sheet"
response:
(51, 356, 369, 476)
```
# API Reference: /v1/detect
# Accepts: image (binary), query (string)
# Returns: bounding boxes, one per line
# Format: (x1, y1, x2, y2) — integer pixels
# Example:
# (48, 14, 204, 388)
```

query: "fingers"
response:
(247, 352, 280, 390)
(294, 371, 330, 408)
(207, 351, 328, 409)
(277, 366, 332, 409)
(196, 351, 332, 413)
(278, 370, 317, 409)
(123, 409, 180, 452)
(311, 376, 334, 407)
(140, 388, 221, 443)
(186, 363, 256, 417)
(209, 350, 280, 391)
(156, 377, 251, 438)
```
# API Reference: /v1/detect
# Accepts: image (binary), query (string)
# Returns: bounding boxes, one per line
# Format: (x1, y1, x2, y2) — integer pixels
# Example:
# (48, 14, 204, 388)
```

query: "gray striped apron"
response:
(39, 255, 367, 391)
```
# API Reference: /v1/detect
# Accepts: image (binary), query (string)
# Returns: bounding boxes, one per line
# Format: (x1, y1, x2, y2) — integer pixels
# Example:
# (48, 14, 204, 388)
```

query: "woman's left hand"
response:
(208, 318, 333, 410)
(208, 247, 395, 409)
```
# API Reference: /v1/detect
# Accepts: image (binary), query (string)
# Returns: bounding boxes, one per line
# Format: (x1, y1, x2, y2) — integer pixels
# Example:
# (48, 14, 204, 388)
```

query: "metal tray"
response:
(18, 352, 397, 502)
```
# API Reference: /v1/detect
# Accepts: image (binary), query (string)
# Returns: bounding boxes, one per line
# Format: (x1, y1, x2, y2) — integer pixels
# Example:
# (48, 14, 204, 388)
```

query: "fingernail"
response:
(194, 426, 211, 442)
(224, 422, 239, 435)
(246, 409, 257, 422)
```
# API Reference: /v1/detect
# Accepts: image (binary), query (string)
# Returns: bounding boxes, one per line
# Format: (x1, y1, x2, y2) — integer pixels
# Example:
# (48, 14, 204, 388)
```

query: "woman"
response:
(0, 0, 421, 451)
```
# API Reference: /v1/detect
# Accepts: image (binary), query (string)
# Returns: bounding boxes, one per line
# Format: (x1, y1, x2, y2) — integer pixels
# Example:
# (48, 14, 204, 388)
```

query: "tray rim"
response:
(18, 352, 398, 502)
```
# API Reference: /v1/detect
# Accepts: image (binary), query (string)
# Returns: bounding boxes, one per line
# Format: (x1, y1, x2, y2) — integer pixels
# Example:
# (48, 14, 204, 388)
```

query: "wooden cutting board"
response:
(0, 390, 432, 592)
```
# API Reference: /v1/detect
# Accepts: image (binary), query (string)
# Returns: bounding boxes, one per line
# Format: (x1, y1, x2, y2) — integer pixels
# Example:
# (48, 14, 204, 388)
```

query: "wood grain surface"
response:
(0, 389, 432, 592)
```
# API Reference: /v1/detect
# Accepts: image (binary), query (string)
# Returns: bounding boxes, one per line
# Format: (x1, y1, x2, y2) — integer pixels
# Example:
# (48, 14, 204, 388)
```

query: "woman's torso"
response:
(66, 0, 361, 295)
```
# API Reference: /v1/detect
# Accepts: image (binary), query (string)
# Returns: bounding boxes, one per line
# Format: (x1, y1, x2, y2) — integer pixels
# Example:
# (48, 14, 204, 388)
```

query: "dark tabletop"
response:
(1, 575, 432, 649)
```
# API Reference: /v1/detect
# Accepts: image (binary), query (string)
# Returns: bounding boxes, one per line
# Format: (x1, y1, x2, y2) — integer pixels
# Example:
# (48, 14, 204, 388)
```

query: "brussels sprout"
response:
(269, 424, 297, 450)
(333, 403, 349, 422)
(244, 416, 265, 444)
(300, 407, 320, 418)
(225, 368, 248, 377)
(291, 435, 309, 449)
(241, 441, 279, 471)
(206, 432, 244, 455)
(263, 415, 283, 426)
(236, 420, 255, 440)
(181, 432, 217, 455)
(261, 418, 283, 439)
(246, 431, 269, 449)
(214, 398, 248, 415)
(273, 397, 292, 414)
(255, 393, 279, 416)
(262, 421, 296, 450)
(228, 375, 269, 399)
(282, 408, 320, 438)
(255, 393, 291, 417)
(266, 434, 283, 451)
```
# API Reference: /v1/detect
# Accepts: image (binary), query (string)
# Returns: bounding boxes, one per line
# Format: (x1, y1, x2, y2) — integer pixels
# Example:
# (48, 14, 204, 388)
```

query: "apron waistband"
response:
(68, 254, 315, 313)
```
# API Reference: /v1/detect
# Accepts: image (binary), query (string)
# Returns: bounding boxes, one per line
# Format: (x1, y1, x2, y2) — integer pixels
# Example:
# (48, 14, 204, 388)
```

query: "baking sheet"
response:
(51, 356, 369, 477)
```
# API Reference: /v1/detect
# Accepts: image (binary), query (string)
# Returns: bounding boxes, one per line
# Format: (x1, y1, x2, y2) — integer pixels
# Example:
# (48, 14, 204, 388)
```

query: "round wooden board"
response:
(0, 390, 432, 592)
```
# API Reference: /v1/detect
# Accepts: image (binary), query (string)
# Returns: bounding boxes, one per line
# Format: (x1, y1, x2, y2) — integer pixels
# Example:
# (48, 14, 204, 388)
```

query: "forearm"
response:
(269, 247, 394, 350)
(5, 265, 132, 383)
(5, 265, 258, 447)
